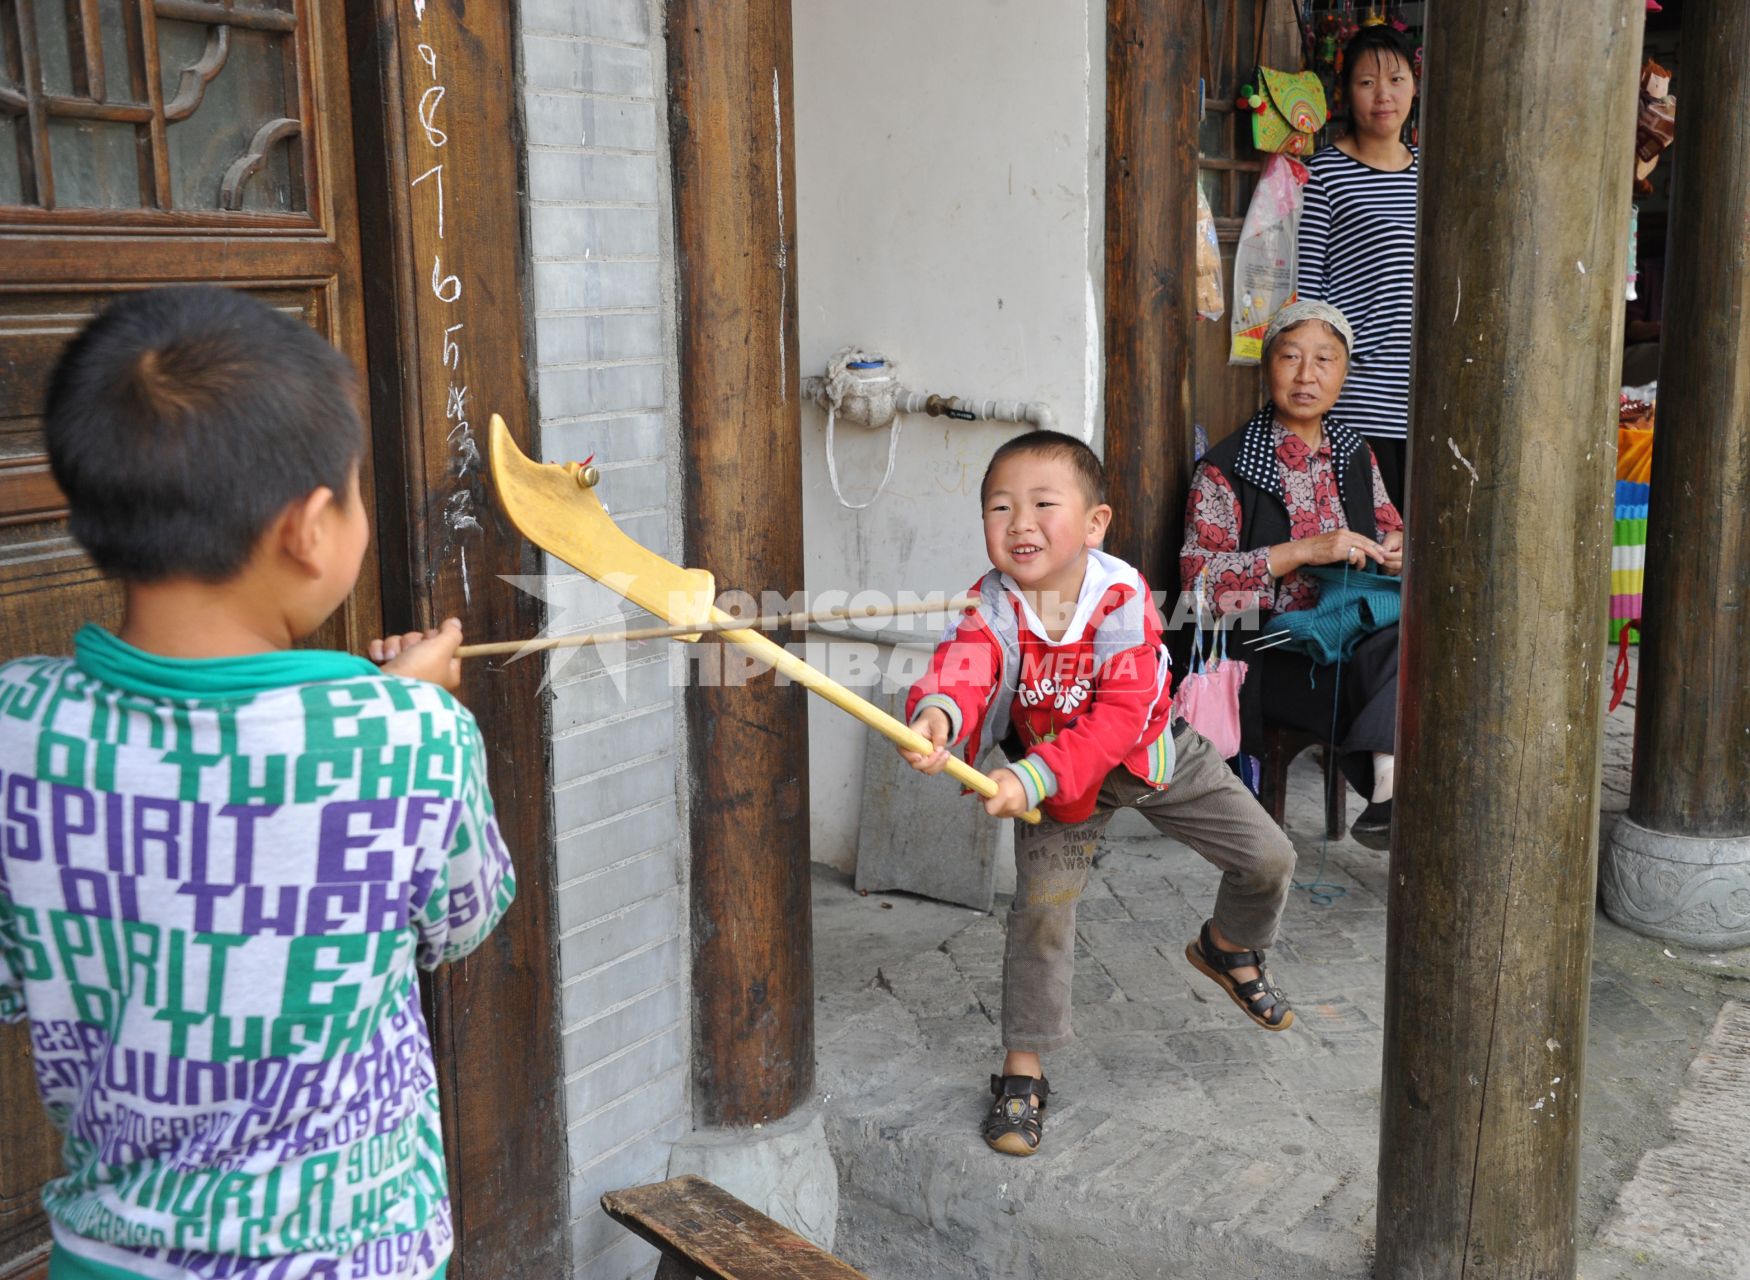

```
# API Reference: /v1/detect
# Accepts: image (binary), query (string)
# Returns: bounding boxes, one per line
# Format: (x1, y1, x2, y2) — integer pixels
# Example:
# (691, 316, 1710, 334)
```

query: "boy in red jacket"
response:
(901, 431, 1297, 1156)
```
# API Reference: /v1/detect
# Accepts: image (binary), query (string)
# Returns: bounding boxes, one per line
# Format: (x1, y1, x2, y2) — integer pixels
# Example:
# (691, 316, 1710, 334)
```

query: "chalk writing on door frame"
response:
(409, 13, 481, 607)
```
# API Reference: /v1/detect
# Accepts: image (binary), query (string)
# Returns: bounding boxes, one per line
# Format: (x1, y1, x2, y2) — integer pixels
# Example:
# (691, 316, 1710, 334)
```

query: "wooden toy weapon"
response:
(486, 414, 1041, 824)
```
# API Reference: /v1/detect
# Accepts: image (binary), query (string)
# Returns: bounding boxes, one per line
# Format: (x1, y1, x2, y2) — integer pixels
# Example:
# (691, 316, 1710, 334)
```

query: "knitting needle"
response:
(1246, 629, 1298, 651)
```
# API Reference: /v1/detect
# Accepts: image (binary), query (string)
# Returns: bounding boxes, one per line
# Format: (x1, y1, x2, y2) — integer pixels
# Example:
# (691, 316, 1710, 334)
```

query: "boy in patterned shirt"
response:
(899, 431, 1298, 1157)
(0, 287, 512, 1280)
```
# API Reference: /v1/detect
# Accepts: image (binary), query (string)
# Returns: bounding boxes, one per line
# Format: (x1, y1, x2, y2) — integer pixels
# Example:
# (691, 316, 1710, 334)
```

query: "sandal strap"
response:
(1232, 976, 1278, 1005)
(1232, 970, 1289, 1017)
(990, 1073, 1050, 1108)
(1198, 922, 1265, 974)
(985, 1074, 1051, 1150)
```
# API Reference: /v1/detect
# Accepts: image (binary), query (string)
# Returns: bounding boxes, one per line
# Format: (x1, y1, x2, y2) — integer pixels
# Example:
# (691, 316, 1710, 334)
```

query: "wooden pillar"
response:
(1103, 0, 1198, 589)
(1605, 0, 1750, 948)
(1627, 1, 1750, 838)
(1377, 3, 1642, 1276)
(666, 1, 813, 1127)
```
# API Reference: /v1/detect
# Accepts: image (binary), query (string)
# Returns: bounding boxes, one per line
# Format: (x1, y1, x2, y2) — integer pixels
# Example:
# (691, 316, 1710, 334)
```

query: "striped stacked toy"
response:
(1612, 423, 1654, 643)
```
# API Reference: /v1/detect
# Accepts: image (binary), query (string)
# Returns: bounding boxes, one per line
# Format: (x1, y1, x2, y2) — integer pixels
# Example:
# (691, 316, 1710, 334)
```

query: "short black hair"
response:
(1342, 24, 1418, 99)
(45, 286, 365, 583)
(980, 429, 1106, 507)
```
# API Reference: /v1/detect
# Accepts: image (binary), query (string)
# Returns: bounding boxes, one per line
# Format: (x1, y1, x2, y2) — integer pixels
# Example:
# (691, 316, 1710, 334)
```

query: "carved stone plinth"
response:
(1602, 816, 1750, 949)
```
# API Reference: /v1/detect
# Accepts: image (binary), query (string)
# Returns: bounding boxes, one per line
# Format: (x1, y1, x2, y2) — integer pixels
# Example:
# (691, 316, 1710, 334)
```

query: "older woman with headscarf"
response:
(1179, 300, 1403, 848)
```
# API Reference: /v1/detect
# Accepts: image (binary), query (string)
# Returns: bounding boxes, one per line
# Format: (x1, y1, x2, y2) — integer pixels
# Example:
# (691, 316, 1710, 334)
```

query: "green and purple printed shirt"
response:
(0, 626, 515, 1280)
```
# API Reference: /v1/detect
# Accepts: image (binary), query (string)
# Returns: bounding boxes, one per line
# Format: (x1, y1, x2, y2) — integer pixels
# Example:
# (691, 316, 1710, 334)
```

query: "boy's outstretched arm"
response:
(411, 711, 517, 969)
(900, 605, 997, 774)
(371, 617, 464, 691)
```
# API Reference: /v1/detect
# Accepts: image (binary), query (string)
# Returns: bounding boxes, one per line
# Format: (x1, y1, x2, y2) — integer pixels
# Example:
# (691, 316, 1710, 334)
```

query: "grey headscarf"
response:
(1263, 299, 1355, 357)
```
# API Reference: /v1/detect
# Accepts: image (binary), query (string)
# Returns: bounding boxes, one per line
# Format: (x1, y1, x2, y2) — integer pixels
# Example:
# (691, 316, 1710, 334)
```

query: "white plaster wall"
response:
(793, 0, 1107, 871)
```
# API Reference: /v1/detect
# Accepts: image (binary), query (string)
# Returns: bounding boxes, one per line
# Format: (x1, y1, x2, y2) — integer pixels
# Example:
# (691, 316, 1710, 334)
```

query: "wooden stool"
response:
(1259, 726, 1348, 840)
(602, 1175, 867, 1280)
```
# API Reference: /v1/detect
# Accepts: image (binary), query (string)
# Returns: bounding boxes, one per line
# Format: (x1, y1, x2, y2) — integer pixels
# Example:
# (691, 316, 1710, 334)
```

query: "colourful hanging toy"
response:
(1314, 12, 1342, 70)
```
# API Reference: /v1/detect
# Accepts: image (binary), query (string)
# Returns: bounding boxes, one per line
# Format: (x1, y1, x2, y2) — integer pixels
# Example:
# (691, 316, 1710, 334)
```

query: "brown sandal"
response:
(1186, 920, 1294, 1031)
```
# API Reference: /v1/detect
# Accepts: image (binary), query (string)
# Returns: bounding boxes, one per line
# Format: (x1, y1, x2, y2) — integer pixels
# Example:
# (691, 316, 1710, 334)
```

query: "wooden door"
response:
(0, 3, 375, 1274)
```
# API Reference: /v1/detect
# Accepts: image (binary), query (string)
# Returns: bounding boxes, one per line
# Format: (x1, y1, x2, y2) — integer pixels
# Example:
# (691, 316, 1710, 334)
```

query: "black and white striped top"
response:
(1296, 145, 1419, 440)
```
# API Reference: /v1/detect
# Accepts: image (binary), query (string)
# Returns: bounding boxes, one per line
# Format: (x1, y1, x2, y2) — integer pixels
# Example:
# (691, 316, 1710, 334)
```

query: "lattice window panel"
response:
(0, 0, 308, 212)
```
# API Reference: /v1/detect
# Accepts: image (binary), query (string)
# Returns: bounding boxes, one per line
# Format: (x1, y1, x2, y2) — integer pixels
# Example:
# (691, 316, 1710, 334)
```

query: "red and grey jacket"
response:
(904, 549, 1176, 824)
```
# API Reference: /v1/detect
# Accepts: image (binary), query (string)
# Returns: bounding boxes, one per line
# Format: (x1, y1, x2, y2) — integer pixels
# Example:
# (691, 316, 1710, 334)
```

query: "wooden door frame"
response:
(344, 3, 569, 1277)
(1102, 0, 1201, 590)
(0, 3, 566, 1273)
(1104, 0, 1309, 582)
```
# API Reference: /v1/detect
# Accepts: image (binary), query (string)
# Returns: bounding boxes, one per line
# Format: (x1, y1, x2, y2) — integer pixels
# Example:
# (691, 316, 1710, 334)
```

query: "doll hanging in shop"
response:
(1634, 58, 1676, 197)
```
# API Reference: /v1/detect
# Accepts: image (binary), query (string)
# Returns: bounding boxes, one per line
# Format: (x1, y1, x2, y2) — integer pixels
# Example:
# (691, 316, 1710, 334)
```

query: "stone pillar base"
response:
(666, 1106, 839, 1252)
(1602, 816, 1750, 949)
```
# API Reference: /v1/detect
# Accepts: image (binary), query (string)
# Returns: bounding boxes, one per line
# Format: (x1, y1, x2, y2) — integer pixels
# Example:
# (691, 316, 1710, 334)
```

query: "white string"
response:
(824, 401, 902, 510)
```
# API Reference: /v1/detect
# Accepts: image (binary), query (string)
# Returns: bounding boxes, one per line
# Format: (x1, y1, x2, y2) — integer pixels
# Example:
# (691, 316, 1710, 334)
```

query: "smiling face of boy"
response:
(981, 450, 1112, 613)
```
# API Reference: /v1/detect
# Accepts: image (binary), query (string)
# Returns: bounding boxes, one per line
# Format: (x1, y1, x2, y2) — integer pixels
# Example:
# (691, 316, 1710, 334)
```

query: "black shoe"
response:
(1352, 799, 1392, 850)
(985, 1074, 1049, 1156)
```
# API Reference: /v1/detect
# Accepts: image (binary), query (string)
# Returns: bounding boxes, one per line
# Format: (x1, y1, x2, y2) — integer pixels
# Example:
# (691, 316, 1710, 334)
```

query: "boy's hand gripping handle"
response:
(727, 627, 1041, 824)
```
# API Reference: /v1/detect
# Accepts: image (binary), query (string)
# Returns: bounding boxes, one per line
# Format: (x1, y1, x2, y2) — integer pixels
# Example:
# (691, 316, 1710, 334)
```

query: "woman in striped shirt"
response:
(1296, 24, 1420, 512)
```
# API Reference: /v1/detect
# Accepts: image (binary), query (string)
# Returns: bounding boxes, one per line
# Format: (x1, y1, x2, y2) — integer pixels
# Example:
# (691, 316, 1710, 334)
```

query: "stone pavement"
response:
(812, 648, 1750, 1279)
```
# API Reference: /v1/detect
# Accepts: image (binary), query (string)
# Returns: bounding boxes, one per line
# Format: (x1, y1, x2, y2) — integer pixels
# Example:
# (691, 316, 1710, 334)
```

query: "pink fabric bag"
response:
(1174, 592, 1248, 760)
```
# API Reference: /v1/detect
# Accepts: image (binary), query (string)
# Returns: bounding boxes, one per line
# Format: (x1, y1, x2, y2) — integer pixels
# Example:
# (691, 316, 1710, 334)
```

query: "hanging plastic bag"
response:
(1173, 577, 1248, 759)
(1229, 153, 1309, 365)
(1195, 184, 1225, 321)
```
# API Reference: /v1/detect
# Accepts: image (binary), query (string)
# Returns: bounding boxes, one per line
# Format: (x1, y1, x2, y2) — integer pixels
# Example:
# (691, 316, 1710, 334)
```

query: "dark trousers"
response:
(1239, 623, 1399, 797)
(1365, 435, 1408, 516)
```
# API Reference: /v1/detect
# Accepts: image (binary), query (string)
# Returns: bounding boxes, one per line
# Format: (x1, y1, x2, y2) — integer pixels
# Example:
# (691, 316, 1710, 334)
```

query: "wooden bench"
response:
(602, 1175, 867, 1279)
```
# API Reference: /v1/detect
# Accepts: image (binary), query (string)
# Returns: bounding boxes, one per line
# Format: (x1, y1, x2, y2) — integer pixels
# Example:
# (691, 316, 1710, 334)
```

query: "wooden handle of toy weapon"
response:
(455, 595, 977, 658)
(725, 626, 1041, 824)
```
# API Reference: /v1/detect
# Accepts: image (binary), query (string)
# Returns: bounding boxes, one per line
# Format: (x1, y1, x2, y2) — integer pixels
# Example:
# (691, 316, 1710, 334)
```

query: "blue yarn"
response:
(1258, 565, 1401, 665)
